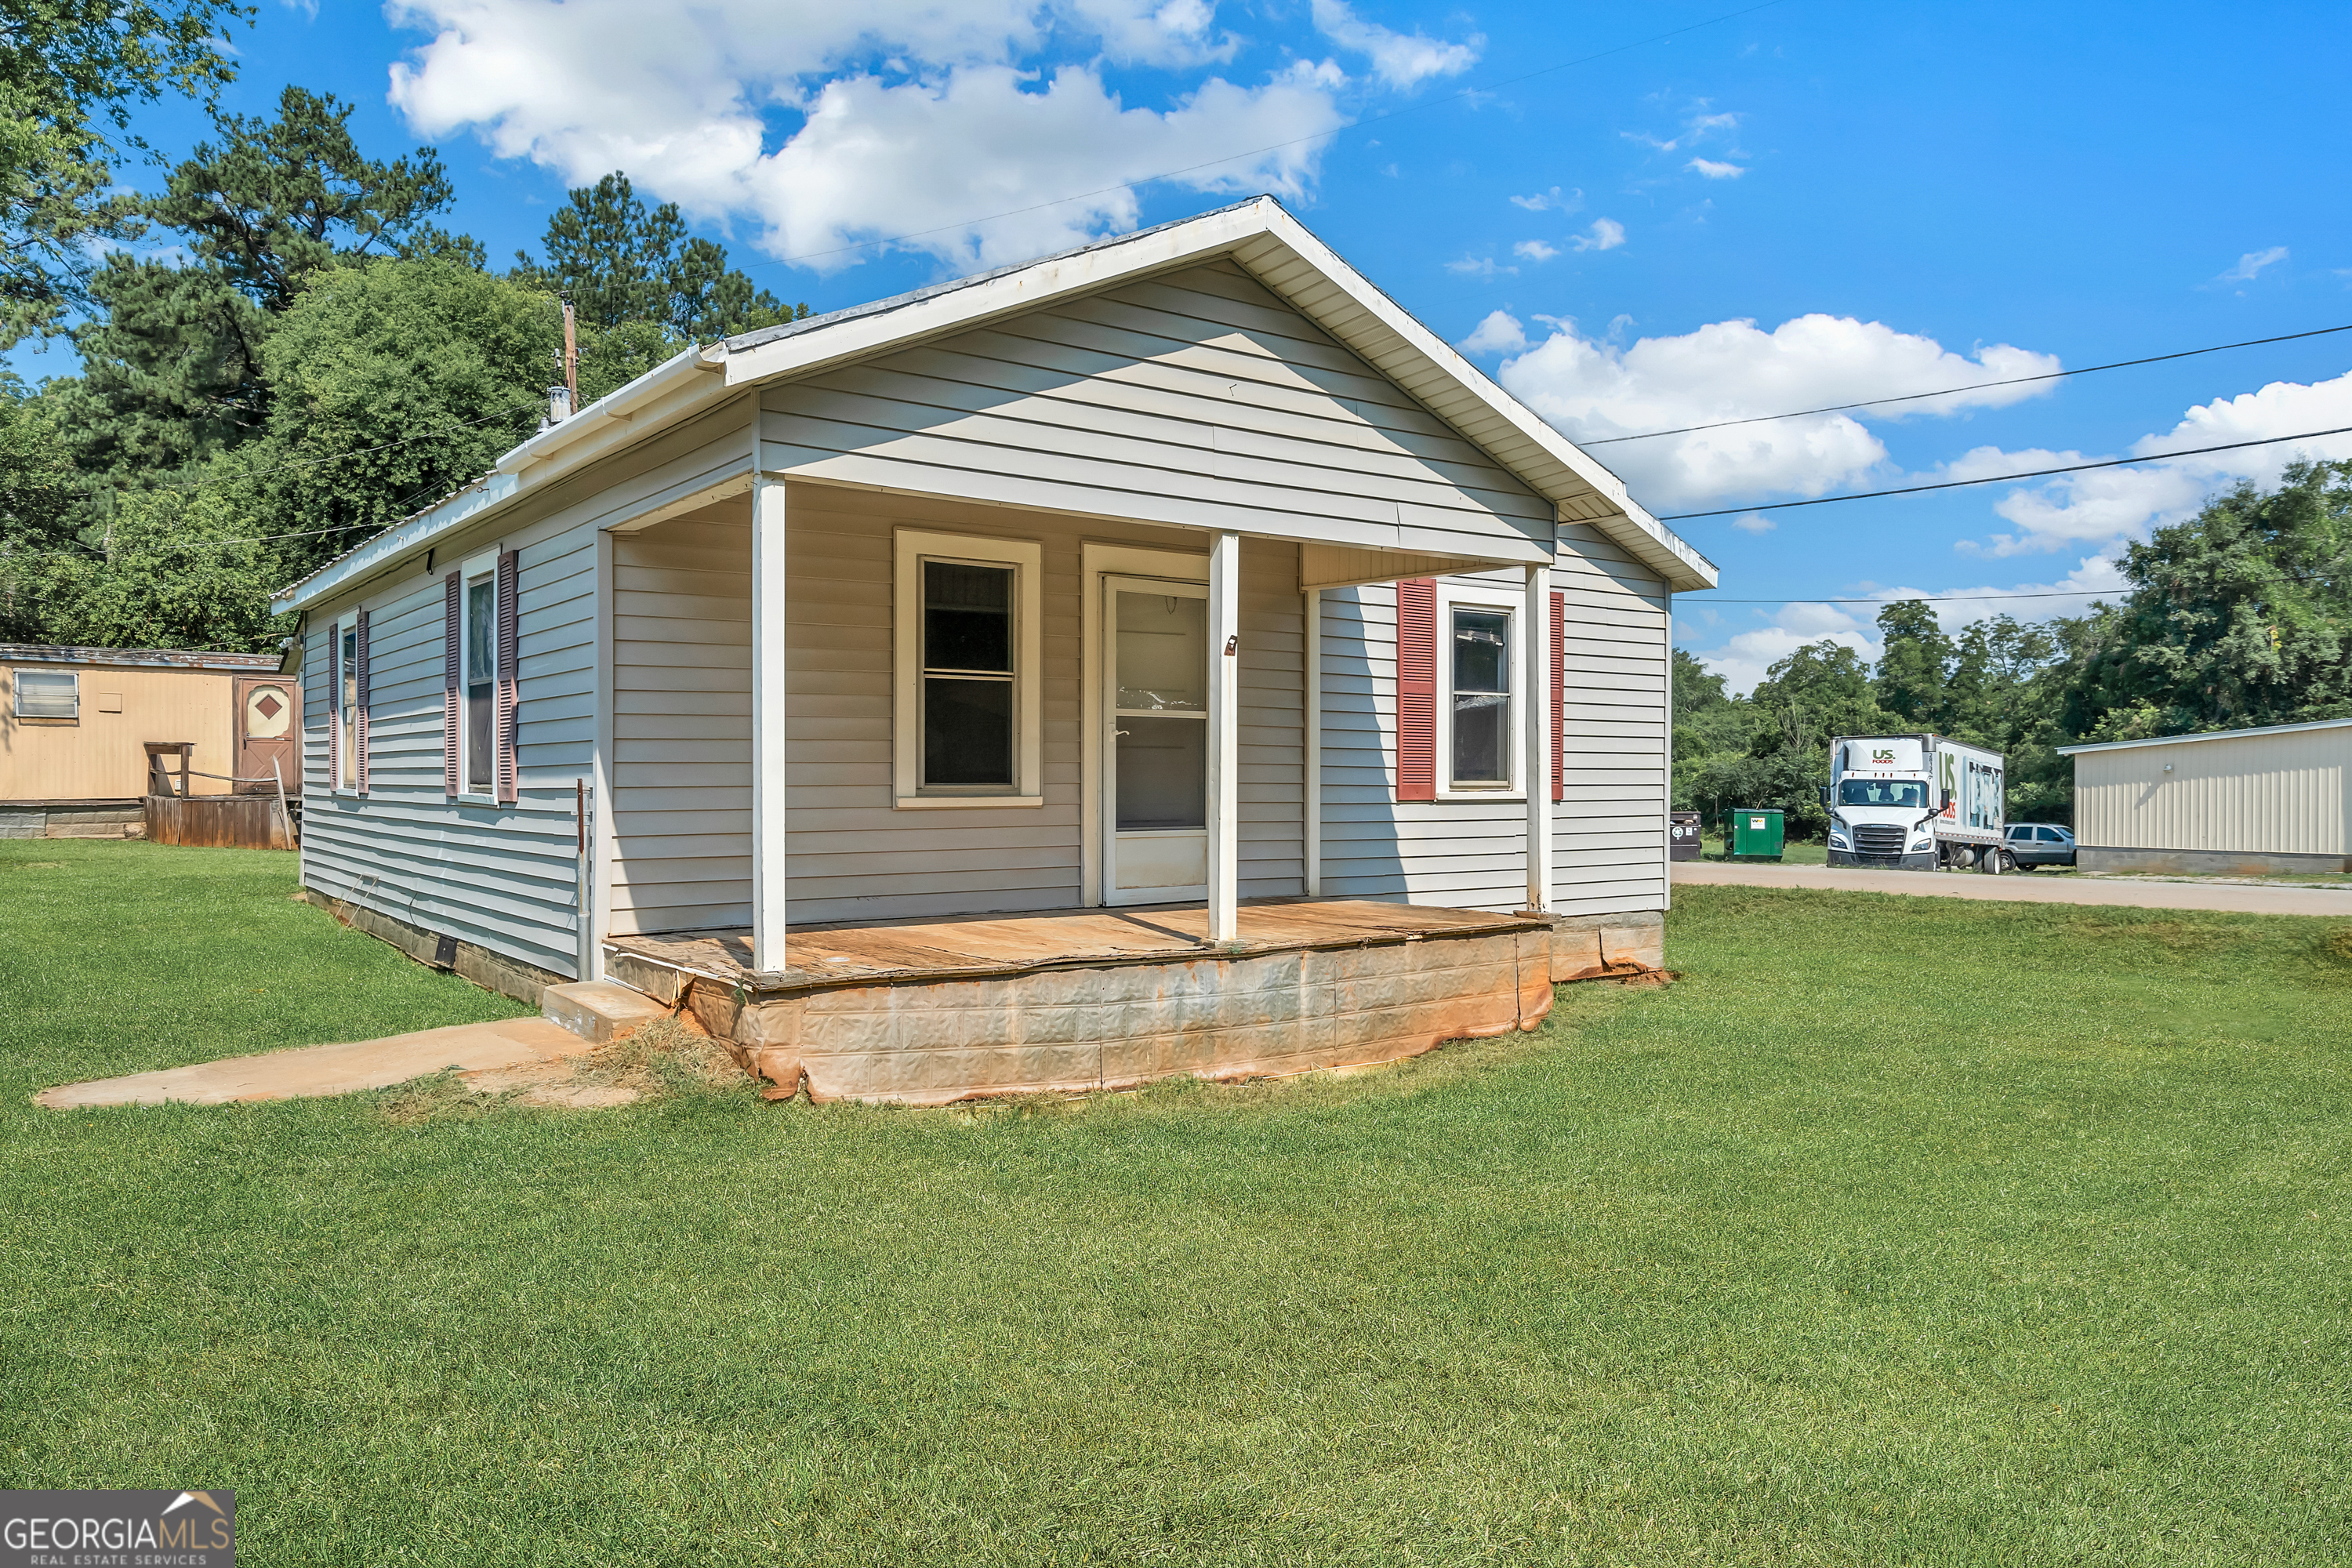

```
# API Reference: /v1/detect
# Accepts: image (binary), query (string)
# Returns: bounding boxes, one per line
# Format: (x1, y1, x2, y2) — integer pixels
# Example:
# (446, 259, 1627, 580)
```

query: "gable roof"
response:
(277, 197, 1715, 613)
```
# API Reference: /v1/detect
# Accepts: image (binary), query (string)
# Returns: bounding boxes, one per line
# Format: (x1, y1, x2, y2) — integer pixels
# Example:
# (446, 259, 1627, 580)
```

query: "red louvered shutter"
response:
(1549, 590, 1565, 804)
(354, 606, 371, 795)
(1396, 577, 1437, 802)
(495, 547, 520, 805)
(443, 571, 461, 797)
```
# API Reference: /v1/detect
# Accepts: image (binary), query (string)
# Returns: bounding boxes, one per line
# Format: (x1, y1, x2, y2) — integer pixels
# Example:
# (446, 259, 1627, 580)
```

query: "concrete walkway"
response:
(1675, 860, 2352, 917)
(36, 1016, 596, 1109)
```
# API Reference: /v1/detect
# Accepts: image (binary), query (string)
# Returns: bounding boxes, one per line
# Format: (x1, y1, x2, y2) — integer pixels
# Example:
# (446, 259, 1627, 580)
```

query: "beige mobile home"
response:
(273, 198, 1719, 1104)
(2, 644, 292, 837)
(2058, 717, 2352, 874)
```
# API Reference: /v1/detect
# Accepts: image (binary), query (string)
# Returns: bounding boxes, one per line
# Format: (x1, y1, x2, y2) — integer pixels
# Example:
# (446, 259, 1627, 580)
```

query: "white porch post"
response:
(1207, 530, 1242, 942)
(1302, 585, 1321, 899)
(752, 474, 789, 969)
(1524, 561, 1553, 913)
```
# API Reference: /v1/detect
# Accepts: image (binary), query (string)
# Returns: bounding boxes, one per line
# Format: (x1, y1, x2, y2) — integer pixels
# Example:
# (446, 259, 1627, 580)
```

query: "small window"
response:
(892, 528, 1042, 808)
(464, 569, 497, 794)
(14, 668, 77, 720)
(2008, 825, 2031, 841)
(338, 624, 359, 789)
(1449, 603, 1512, 789)
(2038, 826, 2067, 843)
(920, 560, 1016, 789)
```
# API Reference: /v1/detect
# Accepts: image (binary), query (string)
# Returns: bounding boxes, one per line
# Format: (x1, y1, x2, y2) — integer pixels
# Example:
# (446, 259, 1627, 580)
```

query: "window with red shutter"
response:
(495, 547, 520, 804)
(355, 606, 371, 795)
(442, 571, 461, 797)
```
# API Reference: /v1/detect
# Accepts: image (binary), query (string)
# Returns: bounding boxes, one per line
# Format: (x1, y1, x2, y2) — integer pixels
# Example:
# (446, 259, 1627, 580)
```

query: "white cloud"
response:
(1626, 107, 1739, 154)
(386, 0, 1348, 271)
(1308, 0, 1479, 89)
(1954, 369, 2352, 555)
(1508, 185, 1580, 212)
(1512, 238, 1559, 263)
(1458, 309, 1527, 356)
(1444, 255, 1513, 278)
(2217, 245, 2288, 283)
(1678, 555, 2133, 695)
(1686, 157, 1744, 179)
(1729, 511, 1773, 533)
(1568, 217, 1625, 252)
(1494, 314, 2062, 508)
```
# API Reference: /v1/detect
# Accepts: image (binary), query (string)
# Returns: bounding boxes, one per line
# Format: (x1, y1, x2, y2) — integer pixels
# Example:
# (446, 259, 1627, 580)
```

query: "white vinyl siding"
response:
(604, 484, 1305, 932)
(1548, 522, 1670, 916)
(757, 260, 1554, 567)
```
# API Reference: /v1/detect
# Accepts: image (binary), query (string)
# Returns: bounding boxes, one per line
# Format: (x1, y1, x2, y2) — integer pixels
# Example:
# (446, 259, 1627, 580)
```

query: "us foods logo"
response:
(1871, 748, 1896, 764)
(2, 1489, 234, 1566)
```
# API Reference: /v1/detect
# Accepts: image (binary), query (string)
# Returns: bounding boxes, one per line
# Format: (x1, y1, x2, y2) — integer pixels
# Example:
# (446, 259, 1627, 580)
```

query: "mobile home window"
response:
(1448, 604, 1513, 789)
(463, 561, 497, 795)
(13, 668, 77, 720)
(891, 529, 1043, 808)
(338, 623, 358, 789)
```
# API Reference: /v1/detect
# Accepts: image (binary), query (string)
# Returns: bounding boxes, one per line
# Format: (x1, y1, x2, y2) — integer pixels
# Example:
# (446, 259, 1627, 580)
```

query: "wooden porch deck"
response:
(602, 899, 1559, 1106)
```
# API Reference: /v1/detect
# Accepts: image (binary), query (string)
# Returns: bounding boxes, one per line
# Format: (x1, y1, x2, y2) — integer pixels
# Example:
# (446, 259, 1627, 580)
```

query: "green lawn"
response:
(5, 838, 2351, 1565)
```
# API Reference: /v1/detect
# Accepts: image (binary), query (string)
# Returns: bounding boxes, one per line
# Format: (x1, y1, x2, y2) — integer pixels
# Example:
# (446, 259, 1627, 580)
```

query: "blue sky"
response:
(23, 0, 2352, 688)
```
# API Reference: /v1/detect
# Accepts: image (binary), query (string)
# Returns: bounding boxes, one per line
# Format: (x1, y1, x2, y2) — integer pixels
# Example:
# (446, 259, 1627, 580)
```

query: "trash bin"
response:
(1730, 808, 1784, 861)
(1668, 811, 1702, 861)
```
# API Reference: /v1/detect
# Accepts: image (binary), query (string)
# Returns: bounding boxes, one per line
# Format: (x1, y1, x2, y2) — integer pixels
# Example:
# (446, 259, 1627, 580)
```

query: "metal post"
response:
(752, 474, 789, 971)
(1207, 531, 1241, 942)
(1524, 562, 1553, 913)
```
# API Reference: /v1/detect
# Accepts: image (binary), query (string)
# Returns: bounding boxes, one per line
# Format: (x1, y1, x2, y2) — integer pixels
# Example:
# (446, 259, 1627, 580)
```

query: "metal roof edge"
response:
(0, 642, 283, 670)
(271, 471, 520, 615)
(2055, 715, 2352, 755)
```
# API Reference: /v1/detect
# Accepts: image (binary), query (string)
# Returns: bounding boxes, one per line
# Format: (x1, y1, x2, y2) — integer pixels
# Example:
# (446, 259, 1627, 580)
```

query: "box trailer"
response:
(1824, 734, 2011, 872)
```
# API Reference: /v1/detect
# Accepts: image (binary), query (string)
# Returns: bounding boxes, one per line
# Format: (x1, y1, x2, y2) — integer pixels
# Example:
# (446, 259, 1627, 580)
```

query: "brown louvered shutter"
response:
(443, 571, 461, 797)
(326, 624, 339, 789)
(495, 547, 520, 804)
(354, 606, 371, 795)
(1549, 590, 1565, 804)
(1396, 577, 1437, 802)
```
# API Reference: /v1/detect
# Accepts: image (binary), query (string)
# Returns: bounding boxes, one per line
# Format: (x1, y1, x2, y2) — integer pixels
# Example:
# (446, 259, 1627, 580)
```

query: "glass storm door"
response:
(1103, 576, 1210, 906)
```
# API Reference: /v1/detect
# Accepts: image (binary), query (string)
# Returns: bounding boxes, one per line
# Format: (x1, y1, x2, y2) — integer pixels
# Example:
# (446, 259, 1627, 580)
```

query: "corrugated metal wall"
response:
(2073, 727, 2352, 855)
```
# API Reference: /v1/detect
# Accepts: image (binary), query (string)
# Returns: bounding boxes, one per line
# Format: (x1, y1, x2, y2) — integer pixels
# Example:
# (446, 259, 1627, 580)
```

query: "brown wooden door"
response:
(236, 677, 297, 794)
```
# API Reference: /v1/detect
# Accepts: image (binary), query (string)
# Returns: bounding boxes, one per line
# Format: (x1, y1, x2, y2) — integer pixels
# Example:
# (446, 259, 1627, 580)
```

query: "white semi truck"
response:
(1823, 734, 2012, 873)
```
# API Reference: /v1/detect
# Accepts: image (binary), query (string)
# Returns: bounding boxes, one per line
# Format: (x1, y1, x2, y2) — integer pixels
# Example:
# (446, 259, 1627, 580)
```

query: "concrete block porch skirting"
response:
(604, 899, 1658, 1107)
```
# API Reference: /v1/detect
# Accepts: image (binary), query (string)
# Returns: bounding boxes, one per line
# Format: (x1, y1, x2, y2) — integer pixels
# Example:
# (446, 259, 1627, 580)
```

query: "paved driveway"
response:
(1674, 860, 2352, 917)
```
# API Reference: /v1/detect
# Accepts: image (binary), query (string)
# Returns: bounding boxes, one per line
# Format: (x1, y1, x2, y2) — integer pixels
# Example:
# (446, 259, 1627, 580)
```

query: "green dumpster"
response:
(1730, 808, 1784, 861)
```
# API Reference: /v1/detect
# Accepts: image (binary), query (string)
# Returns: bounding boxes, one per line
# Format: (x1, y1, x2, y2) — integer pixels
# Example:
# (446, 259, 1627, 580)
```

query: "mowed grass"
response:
(3, 839, 2350, 1565)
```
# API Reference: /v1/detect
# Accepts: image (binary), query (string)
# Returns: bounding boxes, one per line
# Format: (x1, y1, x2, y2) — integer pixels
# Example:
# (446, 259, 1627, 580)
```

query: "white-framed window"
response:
(459, 550, 499, 800)
(1435, 581, 1522, 799)
(336, 621, 359, 791)
(892, 528, 1043, 808)
(13, 667, 78, 720)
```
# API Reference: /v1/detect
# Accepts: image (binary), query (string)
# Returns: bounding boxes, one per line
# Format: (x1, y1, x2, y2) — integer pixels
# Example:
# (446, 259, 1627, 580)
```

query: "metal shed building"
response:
(2057, 717, 2352, 874)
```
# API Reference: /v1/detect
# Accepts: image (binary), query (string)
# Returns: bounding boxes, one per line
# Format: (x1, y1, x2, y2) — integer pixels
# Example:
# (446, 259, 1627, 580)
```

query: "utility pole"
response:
(561, 297, 579, 415)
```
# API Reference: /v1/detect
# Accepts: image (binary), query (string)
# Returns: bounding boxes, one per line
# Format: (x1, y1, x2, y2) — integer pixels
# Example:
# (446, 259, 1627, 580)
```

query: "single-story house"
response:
(2, 643, 294, 838)
(2058, 717, 2351, 874)
(273, 197, 1718, 1103)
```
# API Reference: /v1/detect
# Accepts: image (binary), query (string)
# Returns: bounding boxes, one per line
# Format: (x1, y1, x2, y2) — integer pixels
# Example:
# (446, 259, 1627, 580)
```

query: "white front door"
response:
(1102, 575, 1210, 906)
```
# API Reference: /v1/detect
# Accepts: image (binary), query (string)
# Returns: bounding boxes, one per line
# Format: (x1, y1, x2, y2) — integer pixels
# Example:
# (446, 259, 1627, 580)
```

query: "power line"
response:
(1680, 589, 2117, 605)
(1582, 322, 2352, 445)
(1657, 425, 2352, 521)
(733, 0, 1796, 274)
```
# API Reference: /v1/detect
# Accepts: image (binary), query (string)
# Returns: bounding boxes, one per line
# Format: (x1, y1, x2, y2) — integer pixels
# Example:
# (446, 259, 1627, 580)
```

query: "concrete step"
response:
(541, 980, 672, 1044)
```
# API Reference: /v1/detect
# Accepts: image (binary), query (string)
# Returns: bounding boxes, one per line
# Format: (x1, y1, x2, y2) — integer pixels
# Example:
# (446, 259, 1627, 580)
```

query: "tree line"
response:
(0, 2, 805, 650)
(1675, 459, 2352, 835)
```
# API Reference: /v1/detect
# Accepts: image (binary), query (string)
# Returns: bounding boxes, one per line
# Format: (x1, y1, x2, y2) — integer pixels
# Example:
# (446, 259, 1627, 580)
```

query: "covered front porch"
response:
(601, 896, 1608, 1105)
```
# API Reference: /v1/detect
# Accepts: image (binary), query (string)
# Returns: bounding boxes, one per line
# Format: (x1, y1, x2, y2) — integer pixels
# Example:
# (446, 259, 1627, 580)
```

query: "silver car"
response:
(2003, 822, 2076, 869)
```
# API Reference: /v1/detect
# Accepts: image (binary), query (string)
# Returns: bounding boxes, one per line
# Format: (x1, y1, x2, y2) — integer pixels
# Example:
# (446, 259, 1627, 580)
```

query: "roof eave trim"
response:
(2056, 715, 2352, 755)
